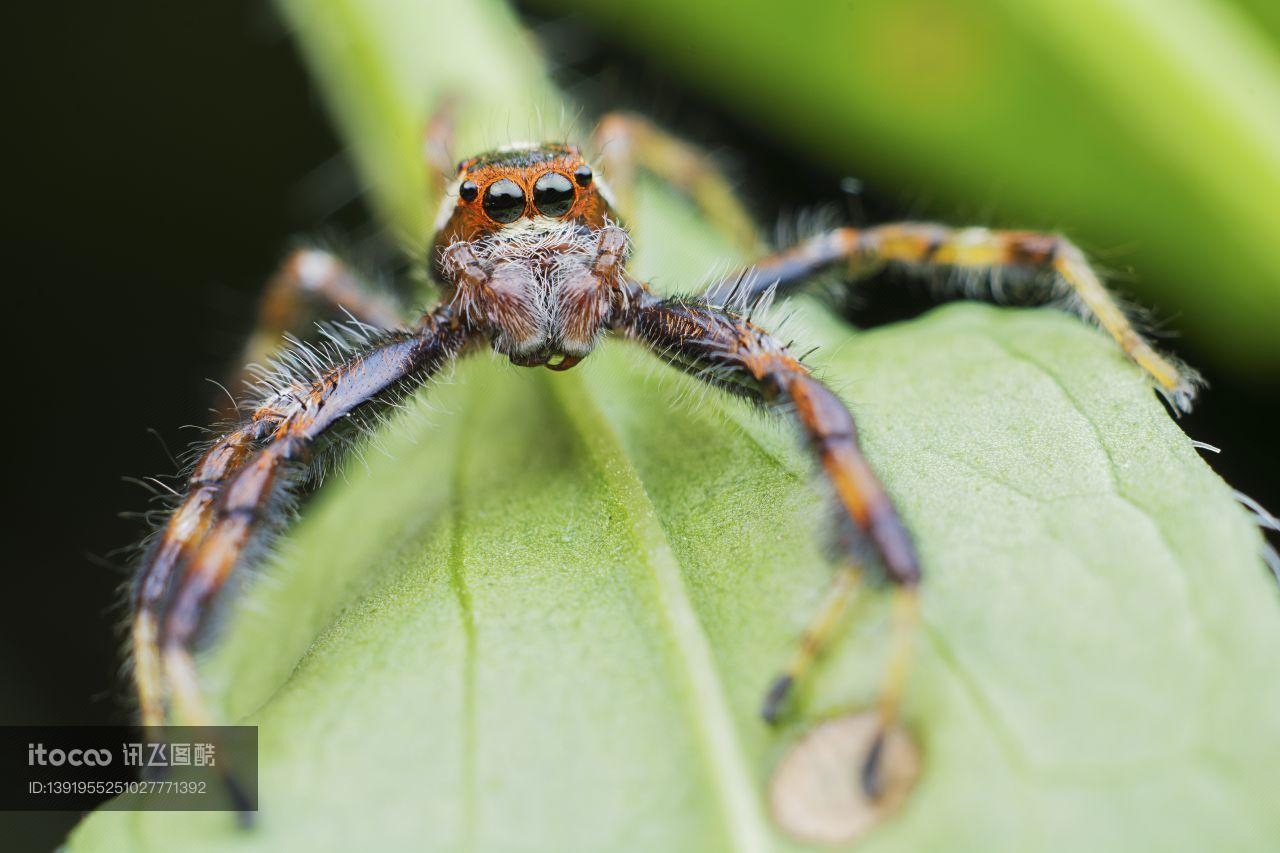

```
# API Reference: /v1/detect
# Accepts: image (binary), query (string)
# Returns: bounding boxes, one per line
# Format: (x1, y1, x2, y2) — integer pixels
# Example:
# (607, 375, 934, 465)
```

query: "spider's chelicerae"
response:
(129, 112, 1199, 811)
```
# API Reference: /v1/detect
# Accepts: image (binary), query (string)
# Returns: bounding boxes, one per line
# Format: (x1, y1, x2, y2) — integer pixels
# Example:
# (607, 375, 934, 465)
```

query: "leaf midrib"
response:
(542, 367, 774, 853)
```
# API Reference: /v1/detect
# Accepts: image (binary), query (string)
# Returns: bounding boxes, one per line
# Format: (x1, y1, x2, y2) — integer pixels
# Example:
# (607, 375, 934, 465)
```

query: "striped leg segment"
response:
(132, 424, 259, 727)
(705, 223, 1200, 411)
(620, 285, 921, 796)
(132, 307, 471, 732)
(223, 248, 405, 418)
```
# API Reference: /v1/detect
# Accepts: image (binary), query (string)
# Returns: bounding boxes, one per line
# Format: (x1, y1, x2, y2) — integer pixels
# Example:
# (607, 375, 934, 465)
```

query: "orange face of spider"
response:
(432, 143, 614, 252)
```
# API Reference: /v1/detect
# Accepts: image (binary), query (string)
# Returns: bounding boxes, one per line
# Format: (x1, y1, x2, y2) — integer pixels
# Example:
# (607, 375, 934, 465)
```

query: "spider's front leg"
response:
(221, 248, 406, 417)
(618, 284, 919, 797)
(707, 223, 1201, 412)
(132, 305, 472, 800)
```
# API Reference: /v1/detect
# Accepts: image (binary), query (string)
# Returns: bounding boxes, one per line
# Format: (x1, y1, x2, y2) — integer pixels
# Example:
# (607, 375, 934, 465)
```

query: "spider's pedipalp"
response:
(440, 214, 631, 365)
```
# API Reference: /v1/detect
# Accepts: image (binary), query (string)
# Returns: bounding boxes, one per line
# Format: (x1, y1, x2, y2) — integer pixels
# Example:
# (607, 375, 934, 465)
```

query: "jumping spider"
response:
(129, 111, 1199, 813)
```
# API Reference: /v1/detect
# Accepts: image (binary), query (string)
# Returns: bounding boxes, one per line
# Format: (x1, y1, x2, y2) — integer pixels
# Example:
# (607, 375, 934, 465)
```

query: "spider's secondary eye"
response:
(482, 179, 525, 223)
(533, 172, 575, 217)
(573, 164, 593, 187)
(458, 180, 479, 202)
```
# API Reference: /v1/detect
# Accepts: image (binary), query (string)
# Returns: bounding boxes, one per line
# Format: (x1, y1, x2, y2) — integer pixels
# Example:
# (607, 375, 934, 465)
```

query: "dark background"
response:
(3, 2, 1276, 848)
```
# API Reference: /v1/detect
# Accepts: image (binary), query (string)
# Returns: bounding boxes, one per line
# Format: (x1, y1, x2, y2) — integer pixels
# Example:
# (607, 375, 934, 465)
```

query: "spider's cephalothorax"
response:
(129, 111, 1202, 827)
(430, 143, 629, 369)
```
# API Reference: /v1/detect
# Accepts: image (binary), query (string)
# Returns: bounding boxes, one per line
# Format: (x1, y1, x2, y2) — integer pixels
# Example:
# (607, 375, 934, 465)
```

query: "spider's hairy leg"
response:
(133, 306, 470, 736)
(223, 248, 405, 417)
(132, 425, 259, 727)
(619, 285, 920, 797)
(708, 223, 1201, 411)
(592, 112, 764, 254)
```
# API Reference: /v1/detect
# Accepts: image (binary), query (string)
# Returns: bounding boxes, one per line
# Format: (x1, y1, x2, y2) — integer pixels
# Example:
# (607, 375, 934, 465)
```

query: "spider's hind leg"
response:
(707, 223, 1201, 412)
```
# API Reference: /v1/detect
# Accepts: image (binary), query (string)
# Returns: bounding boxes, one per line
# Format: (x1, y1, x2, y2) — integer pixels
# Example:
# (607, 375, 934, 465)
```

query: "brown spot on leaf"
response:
(769, 711, 921, 846)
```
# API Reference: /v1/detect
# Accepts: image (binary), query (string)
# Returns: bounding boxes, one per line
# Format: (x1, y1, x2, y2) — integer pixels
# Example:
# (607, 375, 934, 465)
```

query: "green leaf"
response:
(69, 0, 1280, 850)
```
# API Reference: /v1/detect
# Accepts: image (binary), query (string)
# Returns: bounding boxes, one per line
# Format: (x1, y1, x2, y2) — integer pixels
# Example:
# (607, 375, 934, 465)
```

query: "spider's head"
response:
(431, 143, 616, 256)
(430, 142, 632, 367)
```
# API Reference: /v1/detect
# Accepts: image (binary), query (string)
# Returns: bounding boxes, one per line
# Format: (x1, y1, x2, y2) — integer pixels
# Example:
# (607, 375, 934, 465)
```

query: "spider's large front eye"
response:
(533, 172, 575, 217)
(483, 179, 525, 223)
